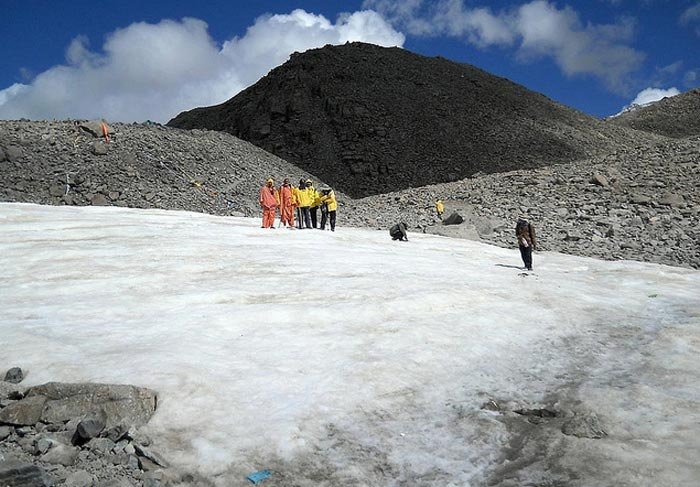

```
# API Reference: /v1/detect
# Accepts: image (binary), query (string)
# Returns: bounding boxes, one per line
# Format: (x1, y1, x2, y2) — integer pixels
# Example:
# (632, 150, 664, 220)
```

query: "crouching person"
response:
(389, 222, 408, 241)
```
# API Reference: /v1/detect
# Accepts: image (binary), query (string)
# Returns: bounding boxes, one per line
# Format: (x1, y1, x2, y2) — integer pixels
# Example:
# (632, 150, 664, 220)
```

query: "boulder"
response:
(5, 146, 23, 162)
(79, 120, 113, 138)
(92, 142, 108, 155)
(658, 192, 685, 207)
(40, 443, 79, 466)
(561, 412, 607, 439)
(26, 382, 157, 430)
(90, 194, 110, 206)
(64, 470, 95, 487)
(0, 461, 52, 487)
(0, 395, 47, 426)
(442, 212, 464, 225)
(590, 172, 609, 187)
(4, 368, 24, 384)
(75, 411, 106, 443)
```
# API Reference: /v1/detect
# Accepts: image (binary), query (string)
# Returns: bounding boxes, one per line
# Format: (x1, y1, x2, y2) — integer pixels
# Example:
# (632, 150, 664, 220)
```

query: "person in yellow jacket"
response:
(319, 187, 337, 231)
(435, 199, 445, 220)
(295, 178, 312, 229)
(306, 179, 321, 229)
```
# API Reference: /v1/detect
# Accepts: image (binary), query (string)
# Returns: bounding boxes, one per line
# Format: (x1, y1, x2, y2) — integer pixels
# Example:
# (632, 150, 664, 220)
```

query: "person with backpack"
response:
(259, 178, 279, 229)
(389, 222, 409, 241)
(319, 187, 337, 231)
(278, 178, 296, 228)
(515, 217, 537, 270)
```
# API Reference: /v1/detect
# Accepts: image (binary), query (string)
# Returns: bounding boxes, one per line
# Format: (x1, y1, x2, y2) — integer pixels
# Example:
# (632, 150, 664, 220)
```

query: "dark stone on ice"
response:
(442, 212, 464, 226)
(4, 368, 24, 384)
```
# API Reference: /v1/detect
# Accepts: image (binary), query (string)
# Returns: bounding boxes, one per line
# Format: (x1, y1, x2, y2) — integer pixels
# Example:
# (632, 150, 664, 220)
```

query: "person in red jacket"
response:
(259, 178, 279, 229)
(278, 178, 296, 228)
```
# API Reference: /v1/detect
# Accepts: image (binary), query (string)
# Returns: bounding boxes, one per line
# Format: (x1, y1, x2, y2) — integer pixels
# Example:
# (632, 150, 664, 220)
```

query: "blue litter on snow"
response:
(247, 469, 272, 484)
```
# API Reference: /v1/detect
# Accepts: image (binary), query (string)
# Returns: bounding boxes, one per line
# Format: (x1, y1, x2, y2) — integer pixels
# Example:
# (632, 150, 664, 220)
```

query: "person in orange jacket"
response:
(259, 178, 279, 229)
(278, 178, 296, 228)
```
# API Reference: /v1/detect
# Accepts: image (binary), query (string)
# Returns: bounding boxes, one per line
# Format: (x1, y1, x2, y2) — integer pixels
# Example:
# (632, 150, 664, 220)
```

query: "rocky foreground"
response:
(0, 368, 200, 486)
(1, 120, 698, 269)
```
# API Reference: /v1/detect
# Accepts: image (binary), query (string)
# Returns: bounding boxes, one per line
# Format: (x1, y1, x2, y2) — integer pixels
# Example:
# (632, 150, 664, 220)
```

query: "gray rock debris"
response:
(3, 368, 24, 384)
(26, 382, 157, 429)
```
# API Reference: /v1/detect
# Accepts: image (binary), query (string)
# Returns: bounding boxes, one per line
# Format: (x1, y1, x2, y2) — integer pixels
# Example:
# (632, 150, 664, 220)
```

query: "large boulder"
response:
(0, 395, 47, 426)
(442, 212, 464, 226)
(26, 382, 157, 429)
(0, 461, 52, 487)
(4, 367, 24, 384)
(79, 120, 114, 138)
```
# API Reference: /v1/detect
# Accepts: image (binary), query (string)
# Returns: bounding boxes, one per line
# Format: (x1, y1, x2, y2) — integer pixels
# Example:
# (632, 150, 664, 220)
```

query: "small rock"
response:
(127, 454, 141, 470)
(0, 425, 12, 440)
(35, 436, 56, 455)
(590, 172, 609, 187)
(92, 142, 108, 155)
(5, 146, 23, 162)
(90, 194, 110, 206)
(561, 412, 607, 439)
(75, 412, 106, 442)
(40, 443, 79, 466)
(64, 469, 95, 487)
(4, 368, 24, 384)
(86, 436, 115, 454)
(134, 444, 168, 468)
(658, 192, 685, 207)
(49, 184, 66, 197)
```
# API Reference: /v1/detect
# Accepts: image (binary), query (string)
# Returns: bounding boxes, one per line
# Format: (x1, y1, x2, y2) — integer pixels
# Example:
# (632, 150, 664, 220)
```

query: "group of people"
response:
(261, 180, 537, 271)
(259, 177, 337, 231)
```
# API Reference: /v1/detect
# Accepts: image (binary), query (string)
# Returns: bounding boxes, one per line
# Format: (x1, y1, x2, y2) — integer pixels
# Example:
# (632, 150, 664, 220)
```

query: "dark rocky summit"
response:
(168, 42, 635, 198)
(607, 88, 700, 138)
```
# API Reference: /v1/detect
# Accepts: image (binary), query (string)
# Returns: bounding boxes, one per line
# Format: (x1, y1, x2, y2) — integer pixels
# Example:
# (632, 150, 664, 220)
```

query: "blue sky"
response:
(0, 0, 698, 122)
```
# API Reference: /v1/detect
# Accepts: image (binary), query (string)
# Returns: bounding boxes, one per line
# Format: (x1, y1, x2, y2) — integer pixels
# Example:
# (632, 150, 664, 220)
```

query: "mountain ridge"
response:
(168, 42, 638, 197)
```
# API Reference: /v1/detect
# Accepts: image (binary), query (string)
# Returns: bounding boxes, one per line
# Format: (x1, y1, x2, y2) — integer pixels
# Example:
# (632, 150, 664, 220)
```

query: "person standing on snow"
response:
(296, 178, 312, 229)
(307, 179, 321, 228)
(515, 216, 537, 270)
(319, 187, 337, 231)
(259, 178, 279, 229)
(278, 178, 296, 228)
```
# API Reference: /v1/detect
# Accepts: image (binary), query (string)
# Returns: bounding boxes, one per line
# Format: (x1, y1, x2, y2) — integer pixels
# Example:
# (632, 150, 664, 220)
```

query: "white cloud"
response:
(363, 0, 645, 91)
(622, 86, 680, 111)
(680, 4, 700, 35)
(0, 10, 404, 123)
(631, 87, 680, 105)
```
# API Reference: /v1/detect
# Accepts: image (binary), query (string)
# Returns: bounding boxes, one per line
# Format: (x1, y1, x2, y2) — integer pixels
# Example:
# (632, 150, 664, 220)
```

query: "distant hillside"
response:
(169, 42, 637, 198)
(0, 120, 325, 217)
(608, 88, 700, 138)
